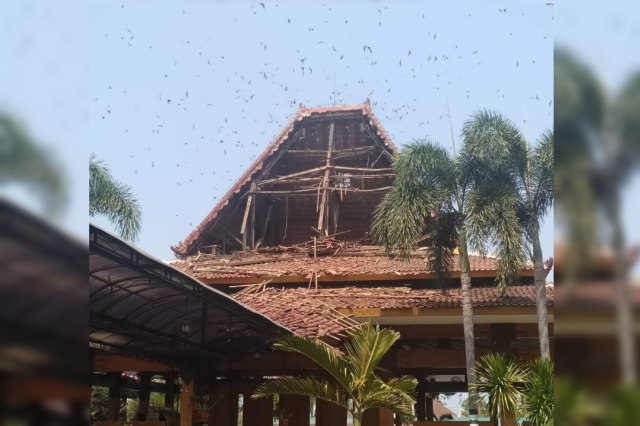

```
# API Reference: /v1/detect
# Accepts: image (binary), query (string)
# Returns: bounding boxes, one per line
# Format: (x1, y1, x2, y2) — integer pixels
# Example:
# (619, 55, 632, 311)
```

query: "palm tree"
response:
(252, 323, 417, 426)
(555, 47, 640, 384)
(473, 353, 527, 426)
(460, 110, 554, 359)
(521, 358, 553, 426)
(89, 153, 142, 241)
(370, 140, 504, 418)
(0, 112, 67, 213)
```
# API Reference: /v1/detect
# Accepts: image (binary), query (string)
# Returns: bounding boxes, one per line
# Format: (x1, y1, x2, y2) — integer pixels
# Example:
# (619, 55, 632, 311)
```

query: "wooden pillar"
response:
(415, 377, 426, 421)
(137, 372, 152, 420)
(362, 408, 394, 426)
(106, 372, 122, 421)
(243, 384, 272, 426)
(279, 394, 309, 426)
(316, 399, 347, 426)
(165, 372, 177, 411)
(180, 379, 194, 426)
(425, 396, 434, 421)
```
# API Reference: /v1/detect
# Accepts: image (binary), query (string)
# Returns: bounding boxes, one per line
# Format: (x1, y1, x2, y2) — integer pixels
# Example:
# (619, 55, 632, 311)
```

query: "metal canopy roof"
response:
(89, 224, 289, 369)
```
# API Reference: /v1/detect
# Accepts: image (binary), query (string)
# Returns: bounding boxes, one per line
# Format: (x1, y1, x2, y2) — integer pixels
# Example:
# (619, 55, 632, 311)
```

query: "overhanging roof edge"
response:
(89, 223, 292, 337)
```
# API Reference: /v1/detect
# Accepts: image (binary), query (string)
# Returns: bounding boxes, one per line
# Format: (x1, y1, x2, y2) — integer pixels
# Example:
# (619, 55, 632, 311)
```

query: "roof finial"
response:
(299, 103, 305, 110)
(365, 98, 371, 106)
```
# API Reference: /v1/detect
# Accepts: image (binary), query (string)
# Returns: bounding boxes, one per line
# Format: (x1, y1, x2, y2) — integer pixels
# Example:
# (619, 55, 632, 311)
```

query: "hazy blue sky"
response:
(88, 1, 553, 261)
(556, 0, 640, 275)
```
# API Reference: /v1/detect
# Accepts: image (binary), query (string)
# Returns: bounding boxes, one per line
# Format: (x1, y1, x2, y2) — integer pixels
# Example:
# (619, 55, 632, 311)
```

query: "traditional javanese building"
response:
(91, 102, 554, 426)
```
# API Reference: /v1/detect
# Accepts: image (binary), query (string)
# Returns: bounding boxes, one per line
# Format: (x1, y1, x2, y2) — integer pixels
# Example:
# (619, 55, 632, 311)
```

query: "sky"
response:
(86, 0, 554, 261)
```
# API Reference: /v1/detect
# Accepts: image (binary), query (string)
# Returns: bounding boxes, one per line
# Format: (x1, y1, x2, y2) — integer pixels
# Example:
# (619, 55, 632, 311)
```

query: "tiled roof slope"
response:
(173, 253, 534, 283)
(234, 284, 553, 338)
(172, 102, 397, 256)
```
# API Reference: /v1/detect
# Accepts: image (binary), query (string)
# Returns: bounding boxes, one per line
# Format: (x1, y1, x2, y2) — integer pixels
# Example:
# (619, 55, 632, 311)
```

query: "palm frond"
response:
(377, 376, 417, 402)
(616, 72, 640, 179)
(472, 353, 527, 422)
(393, 141, 456, 198)
(360, 383, 415, 424)
(89, 153, 142, 241)
(424, 211, 457, 287)
(529, 130, 554, 218)
(521, 358, 553, 426)
(252, 376, 347, 409)
(360, 379, 416, 426)
(371, 141, 456, 257)
(0, 113, 67, 213)
(343, 323, 400, 385)
(460, 109, 528, 185)
(467, 183, 528, 290)
(271, 334, 352, 392)
(371, 186, 432, 257)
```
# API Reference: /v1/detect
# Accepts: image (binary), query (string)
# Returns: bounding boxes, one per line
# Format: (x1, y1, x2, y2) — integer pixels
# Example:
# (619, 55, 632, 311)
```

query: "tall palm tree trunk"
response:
(458, 229, 478, 415)
(531, 227, 551, 359)
(608, 200, 637, 385)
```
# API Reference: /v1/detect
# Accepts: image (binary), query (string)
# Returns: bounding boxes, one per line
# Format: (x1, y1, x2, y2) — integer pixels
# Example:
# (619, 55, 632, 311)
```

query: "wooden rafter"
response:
(317, 122, 335, 234)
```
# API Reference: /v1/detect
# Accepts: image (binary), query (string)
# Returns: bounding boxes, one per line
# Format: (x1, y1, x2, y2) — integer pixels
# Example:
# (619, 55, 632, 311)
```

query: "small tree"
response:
(473, 353, 527, 426)
(253, 323, 417, 426)
(521, 358, 553, 426)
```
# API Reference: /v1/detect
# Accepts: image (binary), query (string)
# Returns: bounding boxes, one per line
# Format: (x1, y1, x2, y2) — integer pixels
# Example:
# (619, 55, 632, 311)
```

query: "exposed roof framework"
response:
(173, 102, 398, 256)
(89, 225, 288, 368)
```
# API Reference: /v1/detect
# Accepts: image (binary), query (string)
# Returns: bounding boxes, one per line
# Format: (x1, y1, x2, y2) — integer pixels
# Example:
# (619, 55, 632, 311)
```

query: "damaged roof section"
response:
(233, 284, 554, 338)
(172, 246, 534, 285)
(172, 102, 398, 257)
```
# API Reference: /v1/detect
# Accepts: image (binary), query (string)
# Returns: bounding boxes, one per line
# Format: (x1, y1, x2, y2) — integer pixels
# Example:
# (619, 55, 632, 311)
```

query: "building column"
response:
(165, 372, 177, 411)
(106, 372, 122, 421)
(137, 372, 152, 421)
(180, 378, 194, 426)
(242, 382, 273, 426)
(362, 408, 394, 426)
(316, 399, 347, 426)
(279, 394, 309, 426)
(415, 376, 426, 421)
(425, 396, 434, 421)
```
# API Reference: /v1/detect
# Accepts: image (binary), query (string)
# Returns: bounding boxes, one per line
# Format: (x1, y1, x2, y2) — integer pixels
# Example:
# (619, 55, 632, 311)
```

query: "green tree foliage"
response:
(253, 323, 416, 426)
(89, 153, 142, 241)
(90, 386, 110, 423)
(0, 112, 67, 213)
(521, 358, 554, 426)
(472, 353, 527, 425)
(461, 110, 553, 358)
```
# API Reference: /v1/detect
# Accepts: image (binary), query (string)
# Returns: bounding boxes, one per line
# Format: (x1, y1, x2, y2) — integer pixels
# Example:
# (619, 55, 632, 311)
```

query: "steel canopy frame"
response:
(89, 224, 290, 368)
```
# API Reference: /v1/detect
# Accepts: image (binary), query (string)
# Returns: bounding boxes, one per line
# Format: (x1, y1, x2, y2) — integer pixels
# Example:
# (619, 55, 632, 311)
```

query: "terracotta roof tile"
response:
(233, 284, 553, 338)
(174, 253, 534, 282)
